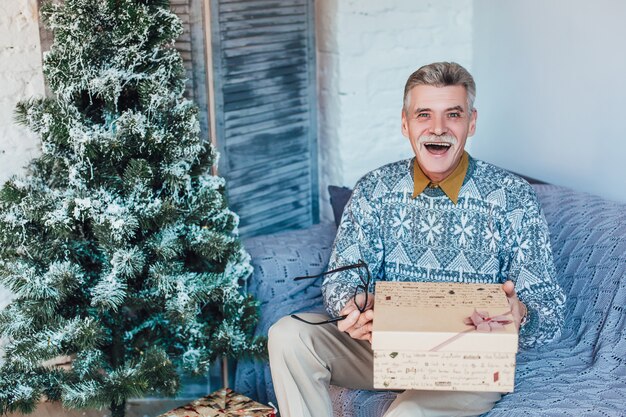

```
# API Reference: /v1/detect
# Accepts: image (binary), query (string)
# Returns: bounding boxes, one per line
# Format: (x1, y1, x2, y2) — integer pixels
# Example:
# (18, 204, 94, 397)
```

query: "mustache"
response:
(418, 134, 457, 146)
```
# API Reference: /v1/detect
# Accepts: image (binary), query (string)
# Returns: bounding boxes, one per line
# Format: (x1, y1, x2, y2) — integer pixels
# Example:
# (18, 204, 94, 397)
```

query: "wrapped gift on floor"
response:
(158, 388, 276, 417)
(372, 281, 518, 392)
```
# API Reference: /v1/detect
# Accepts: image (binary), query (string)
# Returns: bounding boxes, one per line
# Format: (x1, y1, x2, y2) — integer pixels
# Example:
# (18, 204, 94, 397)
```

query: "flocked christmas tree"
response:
(0, 1, 265, 416)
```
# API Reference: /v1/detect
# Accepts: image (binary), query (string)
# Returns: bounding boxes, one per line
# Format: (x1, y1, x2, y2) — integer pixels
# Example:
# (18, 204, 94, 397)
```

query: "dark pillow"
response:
(328, 185, 353, 227)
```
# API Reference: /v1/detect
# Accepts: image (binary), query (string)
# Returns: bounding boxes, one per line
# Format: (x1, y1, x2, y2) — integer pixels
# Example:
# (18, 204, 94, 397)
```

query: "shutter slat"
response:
(220, 6, 306, 22)
(224, 79, 306, 105)
(227, 157, 309, 184)
(226, 114, 308, 138)
(226, 133, 309, 171)
(224, 89, 306, 112)
(221, 23, 306, 40)
(220, 0, 305, 13)
(223, 49, 305, 68)
(222, 31, 304, 49)
(224, 122, 307, 149)
(225, 106, 307, 131)
(177, 41, 192, 52)
(228, 155, 310, 181)
(219, 14, 306, 31)
(224, 63, 306, 86)
(222, 39, 306, 58)
(234, 185, 312, 218)
(224, 97, 306, 121)
(228, 170, 310, 199)
(224, 70, 306, 93)
(219, 0, 304, 4)
(224, 57, 307, 77)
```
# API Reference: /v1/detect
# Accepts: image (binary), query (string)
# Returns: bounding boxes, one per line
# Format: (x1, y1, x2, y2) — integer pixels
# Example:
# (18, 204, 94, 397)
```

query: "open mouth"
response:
(424, 142, 452, 155)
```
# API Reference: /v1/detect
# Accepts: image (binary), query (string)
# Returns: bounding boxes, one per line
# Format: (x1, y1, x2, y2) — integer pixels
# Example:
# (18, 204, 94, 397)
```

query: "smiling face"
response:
(402, 84, 477, 183)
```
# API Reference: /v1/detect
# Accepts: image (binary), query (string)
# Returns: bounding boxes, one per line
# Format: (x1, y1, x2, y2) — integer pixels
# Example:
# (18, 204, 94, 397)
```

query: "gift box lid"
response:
(158, 388, 276, 417)
(372, 282, 518, 353)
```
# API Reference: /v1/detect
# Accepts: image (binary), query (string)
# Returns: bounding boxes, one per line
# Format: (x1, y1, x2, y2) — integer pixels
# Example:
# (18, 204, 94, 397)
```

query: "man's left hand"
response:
(502, 280, 527, 330)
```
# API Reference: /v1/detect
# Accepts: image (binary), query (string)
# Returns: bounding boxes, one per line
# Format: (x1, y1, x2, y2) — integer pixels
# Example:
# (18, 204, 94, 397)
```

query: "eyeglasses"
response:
(290, 259, 372, 325)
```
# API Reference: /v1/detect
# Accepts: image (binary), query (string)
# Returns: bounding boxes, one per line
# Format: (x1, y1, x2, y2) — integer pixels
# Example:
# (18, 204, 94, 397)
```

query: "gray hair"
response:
(403, 62, 476, 114)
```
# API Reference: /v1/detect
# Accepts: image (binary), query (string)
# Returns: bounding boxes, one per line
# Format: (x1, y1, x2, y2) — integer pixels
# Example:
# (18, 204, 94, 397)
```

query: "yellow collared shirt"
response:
(412, 152, 469, 205)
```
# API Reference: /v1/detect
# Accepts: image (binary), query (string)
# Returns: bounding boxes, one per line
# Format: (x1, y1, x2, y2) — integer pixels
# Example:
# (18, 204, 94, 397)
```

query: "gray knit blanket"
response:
(235, 184, 626, 417)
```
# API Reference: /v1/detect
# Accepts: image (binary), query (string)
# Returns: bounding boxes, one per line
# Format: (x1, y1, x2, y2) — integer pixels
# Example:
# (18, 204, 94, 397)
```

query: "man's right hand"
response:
(337, 292, 375, 342)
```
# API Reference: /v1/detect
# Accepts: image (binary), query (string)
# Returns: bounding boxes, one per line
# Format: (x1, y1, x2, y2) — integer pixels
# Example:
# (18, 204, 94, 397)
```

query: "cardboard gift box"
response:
(372, 281, 518, 392)
(158, 388, 276, 417)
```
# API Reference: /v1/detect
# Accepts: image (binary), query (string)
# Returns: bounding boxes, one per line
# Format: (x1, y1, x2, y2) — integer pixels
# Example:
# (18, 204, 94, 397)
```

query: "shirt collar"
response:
(412, 152, 469, 205)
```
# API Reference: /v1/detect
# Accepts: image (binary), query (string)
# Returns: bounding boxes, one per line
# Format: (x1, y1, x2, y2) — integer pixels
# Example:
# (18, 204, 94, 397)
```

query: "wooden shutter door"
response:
(170, 0, 222, 396)
(171, 0, 211, 142)
(209, 0, 319, 237)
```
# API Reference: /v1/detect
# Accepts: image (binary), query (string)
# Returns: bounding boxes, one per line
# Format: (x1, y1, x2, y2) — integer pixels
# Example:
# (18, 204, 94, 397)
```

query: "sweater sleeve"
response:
(322, 178, 384, 317)
(505, 191, 566, 349)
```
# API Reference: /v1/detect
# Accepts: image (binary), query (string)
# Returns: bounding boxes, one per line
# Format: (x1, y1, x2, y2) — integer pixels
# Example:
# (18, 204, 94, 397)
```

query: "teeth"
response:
(425, 143, 451, 147)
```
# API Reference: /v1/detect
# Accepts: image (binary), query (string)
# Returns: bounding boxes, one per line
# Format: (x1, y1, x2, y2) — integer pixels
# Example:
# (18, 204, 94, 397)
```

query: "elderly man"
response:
(268, 62, 565, 417)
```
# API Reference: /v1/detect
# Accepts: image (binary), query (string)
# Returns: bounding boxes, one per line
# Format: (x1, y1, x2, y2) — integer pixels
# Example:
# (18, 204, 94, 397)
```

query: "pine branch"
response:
(3, 317, 103, 372)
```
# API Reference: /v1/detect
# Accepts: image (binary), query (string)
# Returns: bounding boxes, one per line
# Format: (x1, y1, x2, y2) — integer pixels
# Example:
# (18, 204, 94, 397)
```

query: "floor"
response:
(6, 399, 191, 417)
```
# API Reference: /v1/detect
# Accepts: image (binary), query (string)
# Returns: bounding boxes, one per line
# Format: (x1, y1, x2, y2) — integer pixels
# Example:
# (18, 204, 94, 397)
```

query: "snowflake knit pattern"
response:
(322, 155, 566, 349)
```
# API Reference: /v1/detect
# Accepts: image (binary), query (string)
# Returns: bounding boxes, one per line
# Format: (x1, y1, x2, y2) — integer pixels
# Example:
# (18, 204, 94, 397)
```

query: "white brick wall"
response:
(316, 0, 473, 221)
(0, 0, 45, 309)
(0, 0, 44, 186)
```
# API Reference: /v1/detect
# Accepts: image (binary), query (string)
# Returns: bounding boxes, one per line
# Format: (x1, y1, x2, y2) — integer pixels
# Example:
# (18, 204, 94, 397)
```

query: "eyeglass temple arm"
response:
(290, 314, 348, 325)
(293, 260, 367, 281)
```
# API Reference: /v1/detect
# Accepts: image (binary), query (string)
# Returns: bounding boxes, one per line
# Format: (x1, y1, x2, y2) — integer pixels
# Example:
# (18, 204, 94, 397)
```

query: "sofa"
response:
(234, 183, 626, 417)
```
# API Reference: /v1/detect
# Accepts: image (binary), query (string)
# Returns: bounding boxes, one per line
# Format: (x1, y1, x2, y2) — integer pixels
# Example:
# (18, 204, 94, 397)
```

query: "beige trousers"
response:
(268, 313, 501, 417)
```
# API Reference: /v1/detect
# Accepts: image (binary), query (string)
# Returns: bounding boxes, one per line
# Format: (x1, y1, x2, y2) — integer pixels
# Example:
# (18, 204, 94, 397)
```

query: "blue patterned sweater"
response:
(323, 155, 566, 349)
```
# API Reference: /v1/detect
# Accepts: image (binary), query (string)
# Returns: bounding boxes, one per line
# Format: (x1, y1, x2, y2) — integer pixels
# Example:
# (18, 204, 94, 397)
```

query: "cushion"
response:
(328, 185, 352, 226)
(235, 222, 338, 406)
